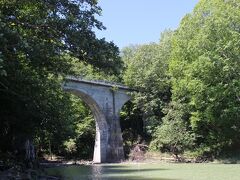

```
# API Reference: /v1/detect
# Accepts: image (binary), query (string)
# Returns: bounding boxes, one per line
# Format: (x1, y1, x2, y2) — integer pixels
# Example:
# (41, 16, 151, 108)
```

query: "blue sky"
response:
(95, 0, 199, 49)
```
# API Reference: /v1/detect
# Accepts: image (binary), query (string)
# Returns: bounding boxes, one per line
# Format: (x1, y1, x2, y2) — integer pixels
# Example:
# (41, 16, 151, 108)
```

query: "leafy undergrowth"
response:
(135, 151, 240, 164)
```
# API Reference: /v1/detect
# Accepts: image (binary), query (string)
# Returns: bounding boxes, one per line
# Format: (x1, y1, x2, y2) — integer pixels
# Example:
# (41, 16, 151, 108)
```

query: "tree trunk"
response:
(25, 139, 35, 168)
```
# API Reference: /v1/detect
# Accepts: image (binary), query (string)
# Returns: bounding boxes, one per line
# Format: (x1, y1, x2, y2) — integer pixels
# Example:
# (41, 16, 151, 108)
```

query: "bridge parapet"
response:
(65, 76, 134, 91)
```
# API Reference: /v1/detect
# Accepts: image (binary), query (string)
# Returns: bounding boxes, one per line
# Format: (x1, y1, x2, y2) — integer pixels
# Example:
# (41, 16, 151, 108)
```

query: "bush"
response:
(150, 101, 195, 158)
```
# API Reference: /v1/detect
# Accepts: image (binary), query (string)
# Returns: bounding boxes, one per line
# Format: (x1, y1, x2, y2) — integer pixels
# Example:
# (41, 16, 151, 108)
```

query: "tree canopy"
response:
(0, 0, 122, 159)
(169, 0, 240, 154)
(122, 0, 240, 158)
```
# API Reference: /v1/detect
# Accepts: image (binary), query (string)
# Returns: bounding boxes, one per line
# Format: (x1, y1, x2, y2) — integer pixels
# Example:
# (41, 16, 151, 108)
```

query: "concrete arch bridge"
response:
(63, 76, 133, 163)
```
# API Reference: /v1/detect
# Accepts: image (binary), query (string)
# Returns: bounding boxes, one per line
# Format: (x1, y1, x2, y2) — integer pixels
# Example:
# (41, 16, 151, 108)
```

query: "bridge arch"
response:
(62, 77, 132, 163)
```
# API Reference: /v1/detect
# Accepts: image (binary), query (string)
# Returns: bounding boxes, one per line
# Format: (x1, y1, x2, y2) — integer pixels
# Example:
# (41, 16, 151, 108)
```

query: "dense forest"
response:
(0, 0, 240, 166)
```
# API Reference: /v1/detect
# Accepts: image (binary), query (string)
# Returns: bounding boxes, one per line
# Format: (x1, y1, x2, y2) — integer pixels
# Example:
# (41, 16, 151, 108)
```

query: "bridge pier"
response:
(94, 107, 125, 163)
(63, 77, 131, 163)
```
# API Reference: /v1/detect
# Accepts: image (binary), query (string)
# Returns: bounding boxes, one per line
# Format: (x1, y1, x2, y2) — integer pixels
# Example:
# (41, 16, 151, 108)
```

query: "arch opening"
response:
(65, 89, 109, 163)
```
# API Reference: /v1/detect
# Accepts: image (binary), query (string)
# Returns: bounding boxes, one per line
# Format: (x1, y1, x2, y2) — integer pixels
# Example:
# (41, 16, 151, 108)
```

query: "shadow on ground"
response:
(46, 164, 180, 180)
(87, 176, 177, 180)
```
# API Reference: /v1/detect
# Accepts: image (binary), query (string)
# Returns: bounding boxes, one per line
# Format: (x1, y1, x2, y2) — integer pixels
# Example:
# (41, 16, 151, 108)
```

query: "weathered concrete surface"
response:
(62, 77, 132, 163)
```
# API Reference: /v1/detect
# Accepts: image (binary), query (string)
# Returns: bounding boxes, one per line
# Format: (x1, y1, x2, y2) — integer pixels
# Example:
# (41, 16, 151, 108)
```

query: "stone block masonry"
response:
(62, 77, 132, 163)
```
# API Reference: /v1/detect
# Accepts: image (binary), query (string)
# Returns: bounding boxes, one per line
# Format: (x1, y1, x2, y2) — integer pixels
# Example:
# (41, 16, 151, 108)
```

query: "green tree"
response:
(0, 0, 122, 160)
(169, 0, 240, 156)
(61, 97, 95, 159)
(122, 30, 173, 136)
(150, 101, 195, 159)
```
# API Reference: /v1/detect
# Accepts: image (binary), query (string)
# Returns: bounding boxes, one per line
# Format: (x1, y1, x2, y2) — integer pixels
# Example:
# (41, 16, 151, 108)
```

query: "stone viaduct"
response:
(62, 76, 132, 163)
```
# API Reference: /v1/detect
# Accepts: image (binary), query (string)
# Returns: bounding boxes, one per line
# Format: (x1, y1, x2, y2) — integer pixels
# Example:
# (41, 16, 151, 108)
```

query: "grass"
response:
(46, 162, 240, 180)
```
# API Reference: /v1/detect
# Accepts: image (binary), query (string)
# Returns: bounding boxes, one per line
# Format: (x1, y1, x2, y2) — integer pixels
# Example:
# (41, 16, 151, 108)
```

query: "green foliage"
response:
(120, 102, 145, 156)
(169, 0, 240, 155)
(74, 113, 95, 159)
(53, 96, 95, 159)
(63, 139, 77, 155)
(0, 0, 122, 75)
(122, 0, 240, 159)
(122, 30, 173, 135)
(70, 57, 122, 82)
(150, 101, 195, 155)
(0, 0, 122, 159)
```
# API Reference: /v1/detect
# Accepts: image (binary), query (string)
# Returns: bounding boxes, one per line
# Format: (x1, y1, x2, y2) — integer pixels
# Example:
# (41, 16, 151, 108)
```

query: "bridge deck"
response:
(65, 76, 134, 91)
